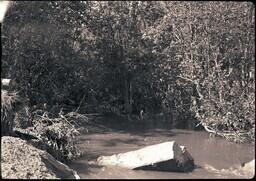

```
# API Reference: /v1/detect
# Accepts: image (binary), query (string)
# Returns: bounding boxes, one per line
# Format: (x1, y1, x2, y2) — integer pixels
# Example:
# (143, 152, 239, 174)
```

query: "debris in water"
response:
(97, 141, 195, 172)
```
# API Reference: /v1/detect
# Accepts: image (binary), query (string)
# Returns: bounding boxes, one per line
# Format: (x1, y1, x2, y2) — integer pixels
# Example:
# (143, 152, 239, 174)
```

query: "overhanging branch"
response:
(177, 76, 203, 100)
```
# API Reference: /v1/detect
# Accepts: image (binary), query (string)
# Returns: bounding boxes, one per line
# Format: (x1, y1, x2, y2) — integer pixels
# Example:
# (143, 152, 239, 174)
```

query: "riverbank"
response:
(1, 136, 79, 179)
(1, 114, 254, 179)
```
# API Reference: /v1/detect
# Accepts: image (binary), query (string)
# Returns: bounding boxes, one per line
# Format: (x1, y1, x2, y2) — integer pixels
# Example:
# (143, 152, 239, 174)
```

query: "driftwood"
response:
(97, 141, 195, 172)
(41, 153, 80, 179)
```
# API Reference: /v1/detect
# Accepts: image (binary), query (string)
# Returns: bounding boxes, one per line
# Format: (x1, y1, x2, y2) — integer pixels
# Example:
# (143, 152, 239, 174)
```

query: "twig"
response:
(201, 123, 217, 135)
(60, 114, 74, 127)
(75, 94, 86, 112)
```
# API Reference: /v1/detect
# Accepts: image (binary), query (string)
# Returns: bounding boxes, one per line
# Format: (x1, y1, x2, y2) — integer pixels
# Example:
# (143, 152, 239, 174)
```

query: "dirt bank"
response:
(1, 136, 79, 179)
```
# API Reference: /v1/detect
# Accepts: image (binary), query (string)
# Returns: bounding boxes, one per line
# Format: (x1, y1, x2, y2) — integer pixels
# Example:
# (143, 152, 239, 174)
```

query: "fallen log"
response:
(97, 141, 195, 172)
(41, 153, 80, 179)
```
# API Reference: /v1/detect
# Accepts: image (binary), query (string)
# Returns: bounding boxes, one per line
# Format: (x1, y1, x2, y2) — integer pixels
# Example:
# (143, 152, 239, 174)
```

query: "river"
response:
(68, 115, 255, 179)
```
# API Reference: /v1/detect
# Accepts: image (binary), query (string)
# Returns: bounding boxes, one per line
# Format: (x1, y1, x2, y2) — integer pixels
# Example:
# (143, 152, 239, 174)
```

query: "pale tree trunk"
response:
(129, 80, 133, 115)
(97, 141, 195, 172)
(124, 78, 132, 120)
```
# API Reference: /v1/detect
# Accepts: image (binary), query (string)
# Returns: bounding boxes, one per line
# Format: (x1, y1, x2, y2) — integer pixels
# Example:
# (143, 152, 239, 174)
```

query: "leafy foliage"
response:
(1, 1, 255, 143)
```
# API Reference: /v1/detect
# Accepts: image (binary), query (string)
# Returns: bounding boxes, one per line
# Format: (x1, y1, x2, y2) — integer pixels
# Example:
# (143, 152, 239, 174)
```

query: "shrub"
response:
(29, 110, 85, 163)
(1, 90, 19, 136)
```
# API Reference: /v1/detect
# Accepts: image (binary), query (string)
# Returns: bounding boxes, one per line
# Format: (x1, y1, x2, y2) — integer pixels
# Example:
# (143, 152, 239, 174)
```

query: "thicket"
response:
(1, 1, 255, 144)
(1, 89, 83, 162)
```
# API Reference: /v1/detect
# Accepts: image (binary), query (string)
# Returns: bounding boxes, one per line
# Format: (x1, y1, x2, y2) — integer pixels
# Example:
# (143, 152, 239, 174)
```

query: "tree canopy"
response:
(2, 1, 255, 143)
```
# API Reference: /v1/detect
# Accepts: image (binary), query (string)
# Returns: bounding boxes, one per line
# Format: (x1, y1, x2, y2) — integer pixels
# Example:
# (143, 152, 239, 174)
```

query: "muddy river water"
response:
(68, 116, 255, 179)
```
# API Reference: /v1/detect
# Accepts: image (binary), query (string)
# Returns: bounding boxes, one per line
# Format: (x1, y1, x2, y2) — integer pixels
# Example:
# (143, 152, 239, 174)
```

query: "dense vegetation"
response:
(1, 0, 255, 152)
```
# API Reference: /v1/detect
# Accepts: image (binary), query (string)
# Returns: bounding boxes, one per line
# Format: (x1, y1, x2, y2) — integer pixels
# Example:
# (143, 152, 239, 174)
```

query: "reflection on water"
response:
(69, 117, 255, 179)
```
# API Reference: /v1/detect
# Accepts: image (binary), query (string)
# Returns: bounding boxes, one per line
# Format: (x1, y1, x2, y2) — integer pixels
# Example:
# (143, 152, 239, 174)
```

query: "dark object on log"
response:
(97, 141, 195, 172)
